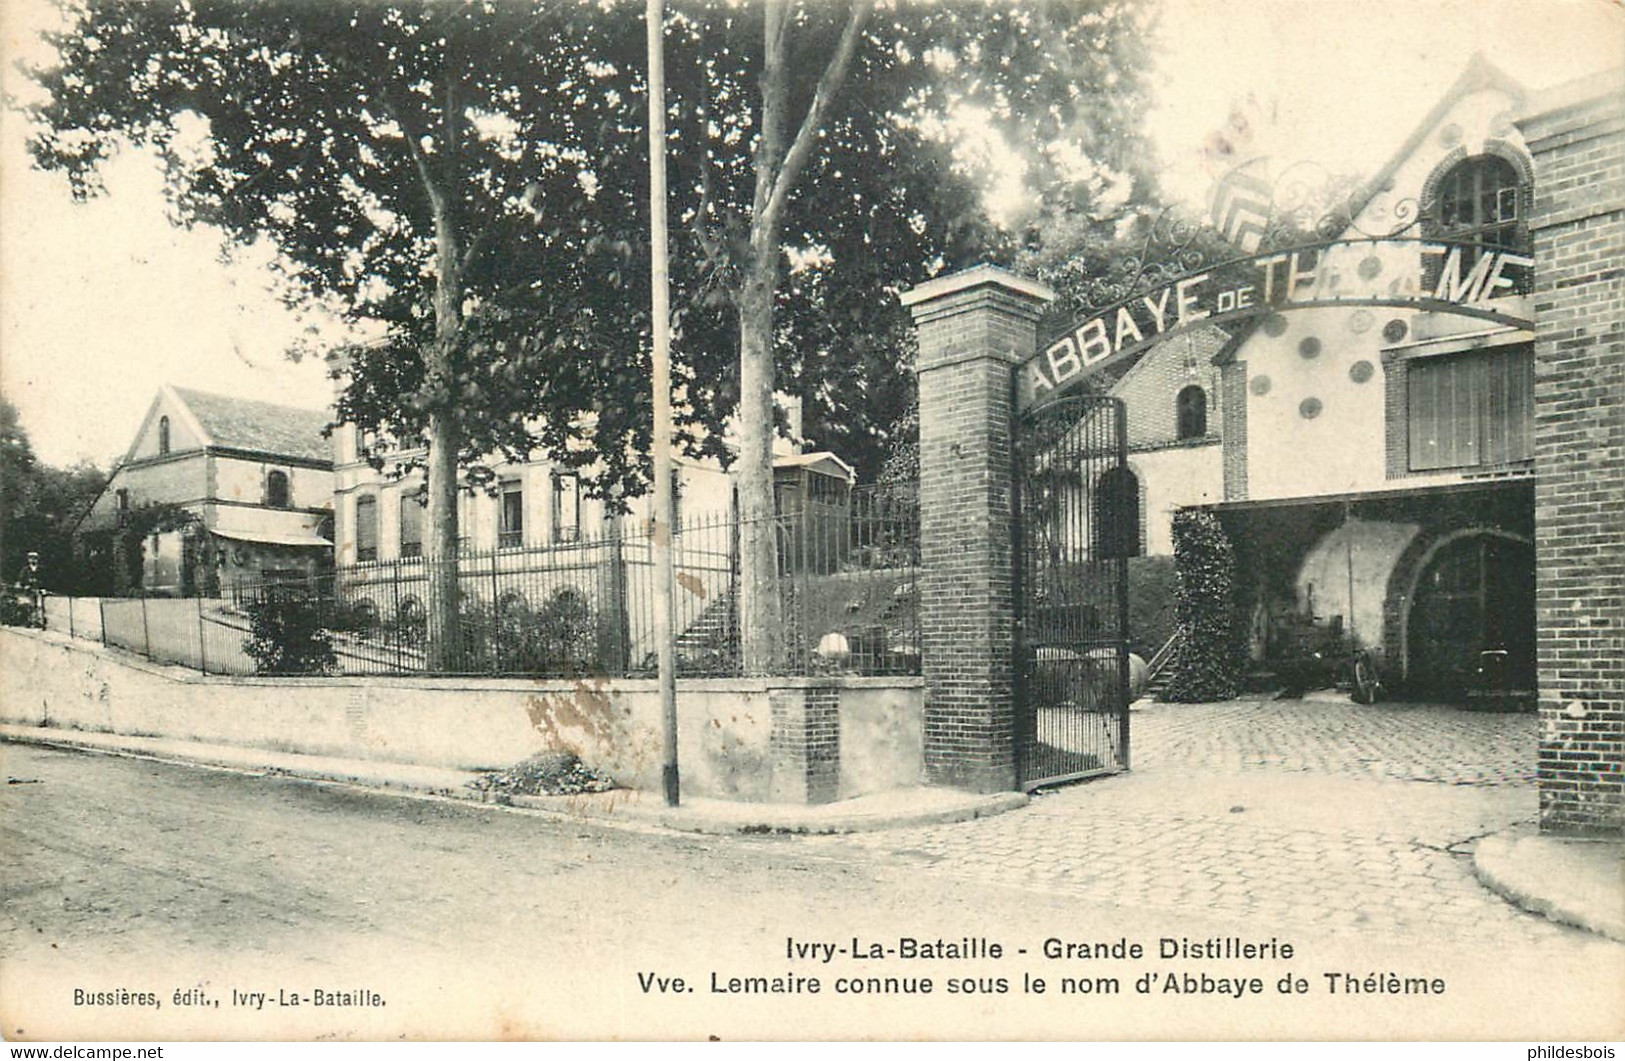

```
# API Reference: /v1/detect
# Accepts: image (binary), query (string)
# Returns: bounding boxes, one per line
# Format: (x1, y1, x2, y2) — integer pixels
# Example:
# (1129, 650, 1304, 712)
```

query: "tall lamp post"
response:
(646, 0, 680, 806)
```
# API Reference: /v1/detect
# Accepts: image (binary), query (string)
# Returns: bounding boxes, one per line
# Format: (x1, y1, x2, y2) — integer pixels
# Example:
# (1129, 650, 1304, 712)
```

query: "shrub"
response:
(456, 589, 597, 675)
(1163, 508, 1240, 703)
(243, 594, 337, 675)
(1126, 554, 1178, 660)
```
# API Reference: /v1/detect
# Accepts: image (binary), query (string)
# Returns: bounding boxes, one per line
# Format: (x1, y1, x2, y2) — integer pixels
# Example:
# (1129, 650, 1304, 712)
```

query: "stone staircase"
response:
(672, 590, 737, 674)
(1141, 631, 1181, 701)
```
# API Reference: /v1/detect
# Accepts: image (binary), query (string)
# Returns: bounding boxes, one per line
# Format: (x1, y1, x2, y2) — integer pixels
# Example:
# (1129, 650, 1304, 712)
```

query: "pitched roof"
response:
(1342, 53, 1527, 229)
(170, 386, 332, 464)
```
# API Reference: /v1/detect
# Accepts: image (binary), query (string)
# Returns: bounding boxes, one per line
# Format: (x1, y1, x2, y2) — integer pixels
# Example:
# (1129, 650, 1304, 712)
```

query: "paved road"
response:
(2, 710, 1622, 1041)
(811, 698, 1555, 943)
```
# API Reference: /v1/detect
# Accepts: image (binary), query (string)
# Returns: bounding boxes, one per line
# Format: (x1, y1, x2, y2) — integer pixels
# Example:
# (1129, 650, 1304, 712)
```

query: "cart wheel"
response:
(1352, 652, 1383, 705)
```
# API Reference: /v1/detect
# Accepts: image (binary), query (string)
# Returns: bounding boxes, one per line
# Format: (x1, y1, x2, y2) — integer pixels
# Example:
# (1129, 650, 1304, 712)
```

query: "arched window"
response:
(1176, 385, 1207, 440)
(265, 470, 291, 509)
(1425, 155, 1529, 288)
(158, 416, 171, 455)
(1093, 466, 1142, 560)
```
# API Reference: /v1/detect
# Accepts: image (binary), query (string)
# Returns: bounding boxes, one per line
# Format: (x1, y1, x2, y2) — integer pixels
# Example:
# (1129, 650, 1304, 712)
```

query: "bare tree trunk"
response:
(412, 75, 466, 672)
(735, 0, 791, 674)
(736, 263, 784, 674)
(424, 405, 461, 671)
(733, 0, 873, 674)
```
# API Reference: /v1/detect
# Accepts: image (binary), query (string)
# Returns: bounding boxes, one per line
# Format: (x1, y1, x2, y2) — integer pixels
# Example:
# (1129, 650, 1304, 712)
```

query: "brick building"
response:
(1198, 58, 1543, 701)
(1101, 324, 1230, 557)
(1072, 59, 1565, 702)
(902, 59, 1622, 834)
(1520, 69, 1624, 834)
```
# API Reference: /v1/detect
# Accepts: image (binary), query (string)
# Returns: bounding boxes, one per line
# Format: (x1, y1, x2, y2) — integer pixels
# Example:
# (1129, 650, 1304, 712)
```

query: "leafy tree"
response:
(24, 0, 688, 663)
(0, 398, 107, 592)
(651, 0, 1159, 669)
(243, 593, 338, 675)
(24, 0, 1159, 672)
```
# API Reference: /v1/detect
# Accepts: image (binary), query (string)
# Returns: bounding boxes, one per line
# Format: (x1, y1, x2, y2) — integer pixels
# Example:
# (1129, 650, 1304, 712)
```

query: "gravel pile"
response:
(468, 752, 616, 798)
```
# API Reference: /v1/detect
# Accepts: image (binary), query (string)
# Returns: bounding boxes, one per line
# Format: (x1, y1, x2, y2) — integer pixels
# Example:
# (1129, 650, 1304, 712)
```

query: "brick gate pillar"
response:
(901, 265, 1055, 792)
(1519, 74, 1625, 836)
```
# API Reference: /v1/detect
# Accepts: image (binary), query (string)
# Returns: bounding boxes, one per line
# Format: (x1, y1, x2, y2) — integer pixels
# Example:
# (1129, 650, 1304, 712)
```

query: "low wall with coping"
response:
(0, 627, 923, 804)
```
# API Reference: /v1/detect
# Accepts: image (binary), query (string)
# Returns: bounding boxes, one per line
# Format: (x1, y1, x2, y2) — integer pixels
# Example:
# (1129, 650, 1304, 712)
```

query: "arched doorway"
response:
(1406, 532, 1534, 698)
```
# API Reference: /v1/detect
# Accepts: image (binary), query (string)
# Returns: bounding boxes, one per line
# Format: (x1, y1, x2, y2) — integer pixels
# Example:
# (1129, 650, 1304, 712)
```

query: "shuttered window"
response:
(1407, 346, 1533, 471)
(355, 494, 378, 562)
(399, 493, 423, 557)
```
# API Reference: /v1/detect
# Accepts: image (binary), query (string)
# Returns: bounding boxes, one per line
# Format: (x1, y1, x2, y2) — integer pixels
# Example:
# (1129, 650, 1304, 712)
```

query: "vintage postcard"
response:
(2, 0, 1622, 1046)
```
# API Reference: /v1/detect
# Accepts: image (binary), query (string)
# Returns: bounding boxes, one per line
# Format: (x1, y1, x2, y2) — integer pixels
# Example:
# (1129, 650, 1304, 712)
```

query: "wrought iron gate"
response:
(1013, 393, 1132, 789)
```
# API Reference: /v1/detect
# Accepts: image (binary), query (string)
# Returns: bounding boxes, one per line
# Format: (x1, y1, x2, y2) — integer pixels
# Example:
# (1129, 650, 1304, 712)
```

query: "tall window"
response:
(1426, 155, 1528, 288)
(499, 478, 524, 549)
(399, 492, 424, 558)
(1407, 346, 1533, 472)
(1094, 466, 1142, 559)
(265, 469, 291, 509)
(551, 472, 580, 543)
(1176, 385, 1207, 440)
(354, 494, 378, 562)
(158, 416, 171, 455)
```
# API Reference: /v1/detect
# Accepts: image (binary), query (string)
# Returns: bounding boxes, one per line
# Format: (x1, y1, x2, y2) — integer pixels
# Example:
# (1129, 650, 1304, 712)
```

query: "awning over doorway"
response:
(1204, 479, 1534, 553)
(210, 527, 334, 549)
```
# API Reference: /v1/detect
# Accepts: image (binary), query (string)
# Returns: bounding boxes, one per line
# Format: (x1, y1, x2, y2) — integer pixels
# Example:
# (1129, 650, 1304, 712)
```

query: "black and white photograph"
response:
(1, 0, 1621, 1046)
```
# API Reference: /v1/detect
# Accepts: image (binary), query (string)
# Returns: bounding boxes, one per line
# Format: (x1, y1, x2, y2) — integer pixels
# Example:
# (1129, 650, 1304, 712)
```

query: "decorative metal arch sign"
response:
(1017, 237, 1535, 412)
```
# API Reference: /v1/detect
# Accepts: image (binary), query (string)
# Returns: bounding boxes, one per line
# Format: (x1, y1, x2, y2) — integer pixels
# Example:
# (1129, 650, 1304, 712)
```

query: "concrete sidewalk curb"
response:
(503, 788, 1031, 836)
(0, 725, 1028, 836)
(1472, 826, 1625, 942)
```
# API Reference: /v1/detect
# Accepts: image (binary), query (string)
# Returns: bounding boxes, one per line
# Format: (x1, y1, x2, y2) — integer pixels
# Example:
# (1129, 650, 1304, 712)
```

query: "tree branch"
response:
(380, 85, 447, 221)
(751, 0, 790, 228)
(760, 0, 873, 237)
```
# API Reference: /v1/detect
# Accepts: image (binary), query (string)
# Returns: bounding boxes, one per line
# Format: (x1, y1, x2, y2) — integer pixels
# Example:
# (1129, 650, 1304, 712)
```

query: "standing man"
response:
(14, 551, 45, 627)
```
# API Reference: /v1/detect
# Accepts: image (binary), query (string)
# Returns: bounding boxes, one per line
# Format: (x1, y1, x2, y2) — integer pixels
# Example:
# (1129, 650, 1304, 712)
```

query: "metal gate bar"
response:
(1013, 394, 1131, 789)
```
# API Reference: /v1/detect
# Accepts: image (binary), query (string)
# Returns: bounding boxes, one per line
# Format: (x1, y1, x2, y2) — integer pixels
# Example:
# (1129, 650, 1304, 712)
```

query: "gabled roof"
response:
(169, 386, 332, 464)
(1109, 323, 1233, 395)
(773, 450, 856, 483)
(1343, 53, 1527, 226)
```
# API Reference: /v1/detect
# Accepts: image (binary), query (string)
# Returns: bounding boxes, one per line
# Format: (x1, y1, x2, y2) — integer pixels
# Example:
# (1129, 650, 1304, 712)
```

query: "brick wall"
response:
(1382, 355, 1411, 481)
(768, 683, 840, 804)
(903, 267, 1052, 792)
(1220, 362, 1249, 501)
(1114, 326, 1227, 450)
(1519, 74, 1625, 835)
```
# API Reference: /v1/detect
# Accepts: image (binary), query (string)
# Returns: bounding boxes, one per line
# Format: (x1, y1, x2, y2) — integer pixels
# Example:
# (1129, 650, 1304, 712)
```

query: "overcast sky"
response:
(2, 0, 1621, 469)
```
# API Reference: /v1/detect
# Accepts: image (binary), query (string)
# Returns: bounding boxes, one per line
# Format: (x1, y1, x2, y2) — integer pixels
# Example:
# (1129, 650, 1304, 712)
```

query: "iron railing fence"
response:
(49, 486, 919, 680)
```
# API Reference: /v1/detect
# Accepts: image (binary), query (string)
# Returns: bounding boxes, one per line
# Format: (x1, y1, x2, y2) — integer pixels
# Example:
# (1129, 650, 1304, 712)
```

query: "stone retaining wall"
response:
(0, 627, 922, 804)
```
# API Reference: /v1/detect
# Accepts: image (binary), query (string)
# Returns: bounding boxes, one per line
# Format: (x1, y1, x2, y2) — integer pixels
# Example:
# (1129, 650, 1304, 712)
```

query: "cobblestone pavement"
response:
(807, 697, 1570, 945)
(1133, 696, 1536, 785)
